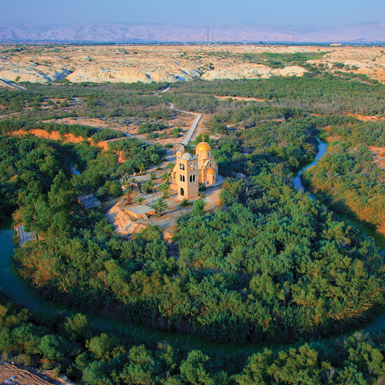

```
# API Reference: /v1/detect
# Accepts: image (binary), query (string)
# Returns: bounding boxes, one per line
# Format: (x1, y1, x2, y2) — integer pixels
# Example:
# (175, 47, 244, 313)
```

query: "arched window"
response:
(180, 163, 185, 170)
(180, 187, 184, 196)
(180, 175, 185, 182)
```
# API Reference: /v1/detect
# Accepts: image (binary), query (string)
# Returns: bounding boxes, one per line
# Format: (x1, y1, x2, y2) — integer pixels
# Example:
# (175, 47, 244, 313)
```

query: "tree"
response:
(138, 163, 146, 175)
(109, 181, 122, 197)
(151, 198, 168, 218)
(143, 180, 154, 193)
(167, 162, 175, 172)
(219, 190, 234, 206)
(126, 188, 132, 205)
(161, 172, 172, 184)
(158, 183, 170, 198)
(87, 333, 117, 361)
(193, 199, 206, 216)
(64, 313, 90, 342)
(150, 173, 156, 180)
(136, 196, 145, 205)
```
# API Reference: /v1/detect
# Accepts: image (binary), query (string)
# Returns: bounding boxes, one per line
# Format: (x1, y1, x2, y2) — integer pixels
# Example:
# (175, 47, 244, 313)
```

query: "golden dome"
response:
(207, 167, 215, 174)
(196, 140, 211, 152)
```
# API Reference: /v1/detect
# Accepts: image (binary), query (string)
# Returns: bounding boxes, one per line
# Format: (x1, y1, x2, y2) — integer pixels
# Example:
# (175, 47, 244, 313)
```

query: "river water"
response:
(1, 138, 385, 353)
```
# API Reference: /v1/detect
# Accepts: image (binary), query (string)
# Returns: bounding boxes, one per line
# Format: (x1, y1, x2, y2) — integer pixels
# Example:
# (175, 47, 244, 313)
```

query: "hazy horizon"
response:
(1, 0, 385, 28)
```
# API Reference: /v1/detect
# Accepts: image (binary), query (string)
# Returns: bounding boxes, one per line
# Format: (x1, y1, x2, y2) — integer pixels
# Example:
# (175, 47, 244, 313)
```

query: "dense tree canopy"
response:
(3, 73, 385, 384)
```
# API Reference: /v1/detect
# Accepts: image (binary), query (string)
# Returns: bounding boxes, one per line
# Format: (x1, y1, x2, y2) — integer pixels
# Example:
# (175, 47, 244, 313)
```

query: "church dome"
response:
(207, 167, 215, 174)
(196, 138, 211, 152)
(181, 152, 193, 160)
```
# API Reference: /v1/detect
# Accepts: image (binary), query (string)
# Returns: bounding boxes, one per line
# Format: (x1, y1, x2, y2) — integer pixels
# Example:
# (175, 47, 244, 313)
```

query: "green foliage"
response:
(303, 141, 385, 234)
(179, 198, 192, 208)
(137, 122, 167, 135)
(192, 199, 206, 216)
(151, 197, 169, 217)
(171, 75, 385, 116)
(3, 289, 385, 384)
(5, 74, 385, 385)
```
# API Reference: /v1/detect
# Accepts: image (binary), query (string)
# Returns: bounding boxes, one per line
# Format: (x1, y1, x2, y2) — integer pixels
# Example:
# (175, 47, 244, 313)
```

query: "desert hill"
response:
(2, 44, 385, 84)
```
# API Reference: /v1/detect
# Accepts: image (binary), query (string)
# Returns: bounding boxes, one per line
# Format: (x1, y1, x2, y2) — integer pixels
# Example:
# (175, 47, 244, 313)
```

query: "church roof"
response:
(196, 137, 211, 152)
(181, 152, 193, 160)
(207, 167, 215, 174)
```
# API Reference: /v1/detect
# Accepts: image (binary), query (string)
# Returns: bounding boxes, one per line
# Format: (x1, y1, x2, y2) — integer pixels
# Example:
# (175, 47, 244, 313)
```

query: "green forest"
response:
(2, 72, 385, 383)
(302, 122, 385, 236)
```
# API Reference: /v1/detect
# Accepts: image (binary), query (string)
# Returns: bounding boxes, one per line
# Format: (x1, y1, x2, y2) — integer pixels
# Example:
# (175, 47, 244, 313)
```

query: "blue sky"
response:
(1, 0, 385, 26)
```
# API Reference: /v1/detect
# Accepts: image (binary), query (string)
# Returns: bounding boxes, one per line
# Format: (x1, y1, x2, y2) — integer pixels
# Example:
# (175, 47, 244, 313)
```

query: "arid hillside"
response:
(1, 44, 385, 84)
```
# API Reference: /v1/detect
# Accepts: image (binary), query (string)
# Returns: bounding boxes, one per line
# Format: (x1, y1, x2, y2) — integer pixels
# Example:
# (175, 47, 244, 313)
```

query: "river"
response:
(0, 221, 275, 355)
(1, 137, 385, 354)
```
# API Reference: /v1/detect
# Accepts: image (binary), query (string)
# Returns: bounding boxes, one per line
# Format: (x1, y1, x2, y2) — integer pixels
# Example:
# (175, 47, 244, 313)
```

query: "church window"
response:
(180, 175, 185, 182)
(180, 163, 185, 170)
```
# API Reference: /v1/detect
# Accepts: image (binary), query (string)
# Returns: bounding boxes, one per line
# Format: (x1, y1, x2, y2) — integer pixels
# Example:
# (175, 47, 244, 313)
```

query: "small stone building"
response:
(172, 139, 218, 200)
(78, 194, 101, 210)
(125, 204, 156, 219)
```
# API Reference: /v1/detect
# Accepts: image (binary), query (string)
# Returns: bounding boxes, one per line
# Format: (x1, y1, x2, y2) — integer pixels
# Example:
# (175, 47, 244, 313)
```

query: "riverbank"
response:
(2, 136, 385, 356)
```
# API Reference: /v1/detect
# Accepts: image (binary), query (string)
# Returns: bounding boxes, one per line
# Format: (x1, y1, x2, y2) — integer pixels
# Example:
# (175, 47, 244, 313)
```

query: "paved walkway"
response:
(164, 93, 201, 146)
(0, 78, 27, 91)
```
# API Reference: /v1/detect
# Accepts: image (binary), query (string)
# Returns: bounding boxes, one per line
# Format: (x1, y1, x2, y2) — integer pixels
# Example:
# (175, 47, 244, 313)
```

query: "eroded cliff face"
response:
(1, 44, 385, 84)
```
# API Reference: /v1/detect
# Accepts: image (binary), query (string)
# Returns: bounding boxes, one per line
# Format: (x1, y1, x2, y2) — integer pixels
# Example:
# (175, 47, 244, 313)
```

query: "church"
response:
(171, 139, 218, 200)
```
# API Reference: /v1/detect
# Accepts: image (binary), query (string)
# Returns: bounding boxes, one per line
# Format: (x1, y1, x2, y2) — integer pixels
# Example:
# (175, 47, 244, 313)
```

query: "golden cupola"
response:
(196, 140, 211, 152)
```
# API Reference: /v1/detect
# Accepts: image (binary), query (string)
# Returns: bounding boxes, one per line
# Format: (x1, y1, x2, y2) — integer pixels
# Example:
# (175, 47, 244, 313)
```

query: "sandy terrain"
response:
(346, 113, 385, 122)
(0, 45, 320, 84)
(0, 362, 67, 385)
(10, 129, 111, 150)
(2, 45, 385, 84)
(308, 46, 385, 82)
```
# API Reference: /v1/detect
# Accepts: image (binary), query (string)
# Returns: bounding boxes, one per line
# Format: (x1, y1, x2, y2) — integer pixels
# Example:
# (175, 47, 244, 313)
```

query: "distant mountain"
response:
(1, 22, 385, 43)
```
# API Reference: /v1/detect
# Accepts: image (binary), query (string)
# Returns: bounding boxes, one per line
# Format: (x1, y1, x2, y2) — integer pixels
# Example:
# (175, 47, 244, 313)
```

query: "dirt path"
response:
(346, 113, 385, 122)
(214, 95, 266, 102)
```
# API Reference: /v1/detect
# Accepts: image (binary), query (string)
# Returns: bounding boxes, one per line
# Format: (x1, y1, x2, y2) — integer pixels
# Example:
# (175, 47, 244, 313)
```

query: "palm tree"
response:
(138, 163, 146, 175)
(151, 198, 169, 218)
(143, 180, 154, 193)
(166, 162, 175, 172)
(136, 196, 145, 205)
(126, 188, 132, 205)
(150, 172, 156, 180)
(158, 183, 170, 197)
(161, 172, 172, 184)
